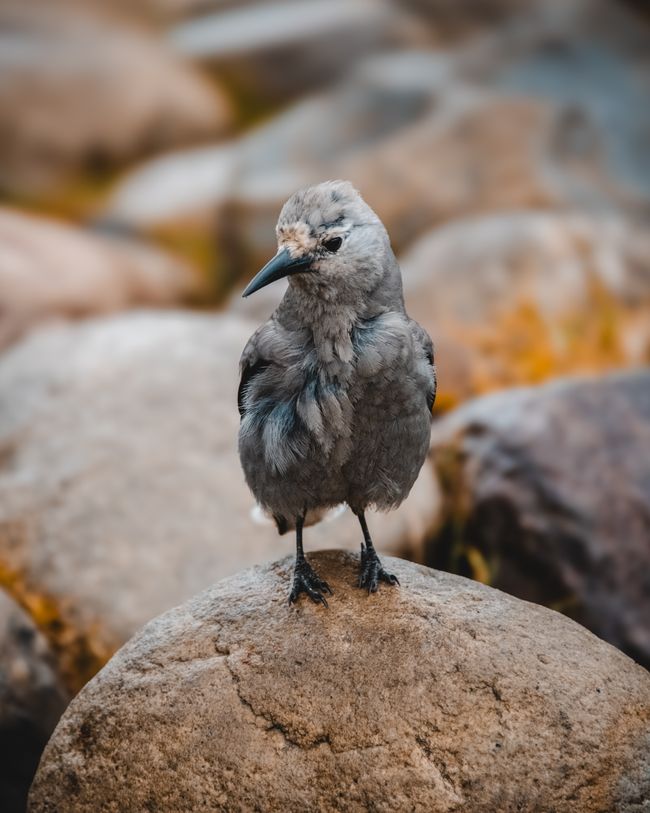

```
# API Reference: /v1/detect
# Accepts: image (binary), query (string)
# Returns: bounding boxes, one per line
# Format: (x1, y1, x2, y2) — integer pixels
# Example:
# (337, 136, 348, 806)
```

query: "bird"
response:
(238, 180, 436, 606)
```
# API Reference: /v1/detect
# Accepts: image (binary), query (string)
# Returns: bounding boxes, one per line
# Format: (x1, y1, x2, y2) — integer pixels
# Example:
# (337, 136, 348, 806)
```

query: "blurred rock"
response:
(0, 208, 200, 351)
(0, 1, 231, 195)
(105, 54, 560, 273)
(103, 51, 448, 229)
(169, 0, 415, 103)
(231, 210, 650, 409)
(105, 0, 650, 282)
(0, 590, 69, 813)
(400, 211, 650, 406)
(29, 551, 650, 812)
(427, 369, 650, 669)
(0, 312, 438, 690)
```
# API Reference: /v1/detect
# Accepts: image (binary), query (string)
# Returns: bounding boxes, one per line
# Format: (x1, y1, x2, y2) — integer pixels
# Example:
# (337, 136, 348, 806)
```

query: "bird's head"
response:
(242, 180, 395, 303)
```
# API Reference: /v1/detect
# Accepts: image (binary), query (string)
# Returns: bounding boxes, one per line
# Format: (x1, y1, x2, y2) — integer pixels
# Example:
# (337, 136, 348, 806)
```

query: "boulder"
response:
(0, 207, 200, 351)
(0, 590, 69, 813)
(0, 1, 231, 195)
(29, 551, 650, 812)
(168, 0, 413, 103)
(104, 0, 650, 281)
(103, 56, 559, 273)
(0, 312, 438, 691)
(427, 369, 650, 670)
(230, 210, 650, 409)
(399, 211, 650, 406)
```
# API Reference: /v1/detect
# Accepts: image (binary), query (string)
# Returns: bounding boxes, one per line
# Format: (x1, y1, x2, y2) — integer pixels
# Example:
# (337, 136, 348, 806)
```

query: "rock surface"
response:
(29, 551, 650, 813)
(0, 207, 200, 350)
(400, 211, 650, 406)
(0, 312, 438, 690)
(0, 590, 69, 813)
(169, 0, 410, 103)
(105, 0, 650, 282)
(427, 369, 650, 670)
(103, 57, 559, 271)
(231, 210, 650, 409)
(0, 1, 230, 194)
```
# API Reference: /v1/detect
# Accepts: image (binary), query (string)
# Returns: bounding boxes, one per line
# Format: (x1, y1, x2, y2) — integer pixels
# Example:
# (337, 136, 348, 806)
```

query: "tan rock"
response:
(400, 211, 650, 406)
(105, 0, 650, 281)
(29, 551, 650, 812)
(0, 312, 438, 690)
(0, 1, 231, 194)
(427, 369, 650, 669)
(0, 207, 200, 350)
(169, 0, 411, 103)
(0, 590, 69, 813)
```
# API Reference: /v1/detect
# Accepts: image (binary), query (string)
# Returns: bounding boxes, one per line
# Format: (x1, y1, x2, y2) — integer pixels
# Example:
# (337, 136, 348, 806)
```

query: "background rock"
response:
(168, 0, 414, 104)
(427, 369, 650, 669)
(0, 0, 231, 195)
(400, 211, 650, 406)
(0, 208, 200, 351)
(0, 590, 69, 813)
(0, 312, 438, 691)
(230, 211, 650, 409)
(104, 0, 650, 285)
(29, 551, 650, 812)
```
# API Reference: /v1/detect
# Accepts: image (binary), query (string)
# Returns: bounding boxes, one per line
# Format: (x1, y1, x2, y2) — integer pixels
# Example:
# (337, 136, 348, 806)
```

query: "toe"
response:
(380, 570, 400, 586)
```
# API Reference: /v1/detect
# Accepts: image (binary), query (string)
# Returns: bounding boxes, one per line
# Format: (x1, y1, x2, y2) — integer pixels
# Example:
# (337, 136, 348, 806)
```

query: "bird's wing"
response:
(409, 319, 437, 413)
(238, 328, 270, 418)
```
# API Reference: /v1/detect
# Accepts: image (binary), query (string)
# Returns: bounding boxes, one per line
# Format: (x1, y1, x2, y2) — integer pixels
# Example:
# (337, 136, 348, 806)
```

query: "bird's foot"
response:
(358, 544, 400, 594)
(289, 558, 333, 607)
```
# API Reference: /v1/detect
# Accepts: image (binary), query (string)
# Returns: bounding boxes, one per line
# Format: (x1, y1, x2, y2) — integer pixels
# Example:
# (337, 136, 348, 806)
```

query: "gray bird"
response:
(238, 180, 436, 605)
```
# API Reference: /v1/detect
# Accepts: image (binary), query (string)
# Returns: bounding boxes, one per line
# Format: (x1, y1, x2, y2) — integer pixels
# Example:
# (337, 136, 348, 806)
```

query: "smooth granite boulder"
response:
(29, 551, 650, 812)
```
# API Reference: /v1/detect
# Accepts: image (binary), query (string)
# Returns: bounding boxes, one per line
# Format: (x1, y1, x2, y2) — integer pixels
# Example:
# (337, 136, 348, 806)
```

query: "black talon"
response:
(288, 513, 332, 607)
(356, 513, 400, 594)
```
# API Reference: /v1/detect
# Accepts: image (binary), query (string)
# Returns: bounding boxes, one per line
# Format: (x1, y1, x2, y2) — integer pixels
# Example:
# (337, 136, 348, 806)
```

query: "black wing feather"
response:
(238, 358, 270, 417)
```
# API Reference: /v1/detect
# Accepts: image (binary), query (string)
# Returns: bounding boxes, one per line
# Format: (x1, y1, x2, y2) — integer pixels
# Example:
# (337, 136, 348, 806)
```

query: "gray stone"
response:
(0, 590, 68, 813)
(0, 312, 438, 690)
(169, 0, 411, 102)
(0, 0, 231, 194)
(399, 210, 650, 405)
(29, 551, 650, 812)
(0, 207, 200, 351)
(427, 369, 650, 669)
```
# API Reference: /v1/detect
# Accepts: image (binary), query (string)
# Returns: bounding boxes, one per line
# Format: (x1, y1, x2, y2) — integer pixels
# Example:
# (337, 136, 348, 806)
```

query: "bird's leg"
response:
(356, 511, 400, 593)
(288, 513, 333, 607)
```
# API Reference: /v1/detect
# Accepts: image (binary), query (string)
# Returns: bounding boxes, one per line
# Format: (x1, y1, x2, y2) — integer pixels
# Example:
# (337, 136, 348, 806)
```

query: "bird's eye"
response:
(323, 236, 342, 253)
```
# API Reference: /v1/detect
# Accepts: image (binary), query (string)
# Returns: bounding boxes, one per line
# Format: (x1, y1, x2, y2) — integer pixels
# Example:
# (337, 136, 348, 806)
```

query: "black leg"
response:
(288, 513, 333, 607)
(356, 511, 400, 593)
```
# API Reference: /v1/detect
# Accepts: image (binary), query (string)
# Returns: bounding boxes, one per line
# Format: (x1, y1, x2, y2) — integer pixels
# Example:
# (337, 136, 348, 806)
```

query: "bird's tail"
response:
(250, 503, 347, 534)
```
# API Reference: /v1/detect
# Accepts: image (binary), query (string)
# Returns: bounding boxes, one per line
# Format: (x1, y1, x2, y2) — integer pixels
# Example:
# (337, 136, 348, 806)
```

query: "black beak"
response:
(242, 248, 312, 297)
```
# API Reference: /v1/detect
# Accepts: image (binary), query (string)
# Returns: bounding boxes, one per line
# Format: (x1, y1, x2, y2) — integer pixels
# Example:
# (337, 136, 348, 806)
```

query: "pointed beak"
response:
(242, 248, 312, 297)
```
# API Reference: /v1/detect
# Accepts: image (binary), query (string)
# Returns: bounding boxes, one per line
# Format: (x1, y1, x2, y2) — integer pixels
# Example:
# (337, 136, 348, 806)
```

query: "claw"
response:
(289, 559, 332, 607)
(358, 546, 399, 594)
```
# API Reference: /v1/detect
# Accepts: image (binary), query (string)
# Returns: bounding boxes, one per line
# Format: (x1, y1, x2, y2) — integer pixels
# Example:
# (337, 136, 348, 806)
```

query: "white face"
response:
(276, 220, 350, 263)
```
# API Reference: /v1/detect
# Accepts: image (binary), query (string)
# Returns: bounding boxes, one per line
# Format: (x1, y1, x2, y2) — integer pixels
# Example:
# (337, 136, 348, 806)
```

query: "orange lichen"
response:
(0, 559, 115, 694)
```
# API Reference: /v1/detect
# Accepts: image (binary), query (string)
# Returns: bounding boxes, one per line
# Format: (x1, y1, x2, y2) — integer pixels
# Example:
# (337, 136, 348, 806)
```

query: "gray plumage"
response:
(238, 180, 436, 603)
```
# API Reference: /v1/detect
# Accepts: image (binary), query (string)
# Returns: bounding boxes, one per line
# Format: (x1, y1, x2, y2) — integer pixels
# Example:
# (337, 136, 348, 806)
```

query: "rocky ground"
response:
(28, 553, 650, 812)
(0, 0, 649, 809)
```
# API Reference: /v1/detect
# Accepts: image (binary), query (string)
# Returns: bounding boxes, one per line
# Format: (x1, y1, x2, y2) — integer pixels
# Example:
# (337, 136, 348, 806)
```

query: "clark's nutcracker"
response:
(238, 180, 436, 605)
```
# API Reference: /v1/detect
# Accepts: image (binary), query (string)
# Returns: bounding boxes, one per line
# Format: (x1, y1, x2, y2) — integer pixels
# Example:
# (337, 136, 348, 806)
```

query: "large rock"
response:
(105, 0, 650, 281)
(0, 1, 231, 195)
(29, 551, 650, 812)
(230, 210, 650, 409)
(168, 0, 412, 103)
(427, 369, 650, 670)
(0, 207, 200, 350)
(103, 55, 558, 273)
(0, 590, 69, 813)
(0, 312, 438, 691)
(399, 211, 650, 406)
